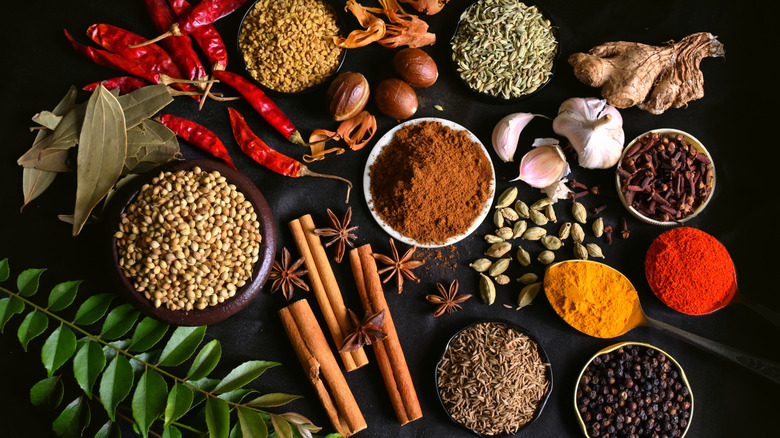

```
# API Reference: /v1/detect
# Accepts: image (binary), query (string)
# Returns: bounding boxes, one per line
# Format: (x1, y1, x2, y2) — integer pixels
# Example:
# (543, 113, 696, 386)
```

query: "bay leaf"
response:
(125, 119, 180, 174)
(32, 111, 63, 130)
(72, 85, 127, 236)
(117, 84, 173, 129)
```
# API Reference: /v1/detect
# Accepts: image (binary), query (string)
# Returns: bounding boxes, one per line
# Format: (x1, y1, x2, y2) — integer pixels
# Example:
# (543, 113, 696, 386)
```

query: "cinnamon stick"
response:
(350, 244, 423, 425)
(278, 299, 367, 437)
(289, 215, 368, 371)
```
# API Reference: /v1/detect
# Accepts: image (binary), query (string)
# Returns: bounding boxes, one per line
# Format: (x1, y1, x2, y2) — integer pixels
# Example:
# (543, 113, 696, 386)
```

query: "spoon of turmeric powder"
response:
(544, 259, 780, 385)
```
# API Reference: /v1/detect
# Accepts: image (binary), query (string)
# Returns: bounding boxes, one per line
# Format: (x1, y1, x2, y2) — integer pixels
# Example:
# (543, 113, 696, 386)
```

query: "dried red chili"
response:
(169, 0, 228, 71)
(83, 76, 150, 94)
(228, 107, 352, 202)
(143, 0, 208, 83)
(158, 114, 236, 169)
(214, 70, 305, 145)
(134, 0, 249, 47)
(66, 29, 160, 82)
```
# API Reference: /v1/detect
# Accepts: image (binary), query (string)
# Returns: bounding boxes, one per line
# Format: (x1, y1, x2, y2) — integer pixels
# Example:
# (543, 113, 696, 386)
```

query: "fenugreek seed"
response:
(529, 209, 548, 226)
(494, 274, 510, 285)
(484, 234, 504, 244)
(586, 243, 605, 259)
(558, 222, 572, 240)
(495, 186, 518, 209)
(488, 257, 511, 277)
(592, 217, 604, 238)
(479, 273, 496, 305)
(545, 204, 557, 223)
(493, 209, 505, 228)
(495, 226, 514, 240)
(574, 242, 588, 260)
(572, 201, 587, 224)
(521, 227, 547, 241)
(512, 220, 528, 239)
(571, 223, 585, 243)
(514, 200, 530, 218)
(501, 207, 519, 222)
(530, 197, 552, 210)
(517, 273, 539, 284)
(537, 250, 555, 265)
(541, 235, 563, 251)
(485, 241, 512, 257)
(516, 246, 532, 266)
(469, 258, 493, 272)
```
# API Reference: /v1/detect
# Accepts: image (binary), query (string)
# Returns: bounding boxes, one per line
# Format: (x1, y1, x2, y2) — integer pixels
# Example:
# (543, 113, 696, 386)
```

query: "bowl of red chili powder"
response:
(364, 118, 496, 248)
(645, 227, 737, 315)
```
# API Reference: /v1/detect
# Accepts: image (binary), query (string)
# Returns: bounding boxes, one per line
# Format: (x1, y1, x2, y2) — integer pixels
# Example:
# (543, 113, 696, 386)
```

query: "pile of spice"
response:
(451, 0, 557, 99)
(115, 167, 262, 311)
(369, 120, 493, 245)
(544, 260, 639, 338)
(645, 227, 736, 315)
(238, 0, 345, 93)
(576, 343, 693, 438)
(437, 322, 550, 435)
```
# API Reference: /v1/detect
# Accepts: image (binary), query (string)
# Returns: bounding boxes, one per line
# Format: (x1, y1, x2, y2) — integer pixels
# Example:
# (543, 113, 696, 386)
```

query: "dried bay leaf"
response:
(125, 119, 180, 174)
(72, 85, 127, 236)
(32, 111, 63, 130)
(117, 84, 173, 129)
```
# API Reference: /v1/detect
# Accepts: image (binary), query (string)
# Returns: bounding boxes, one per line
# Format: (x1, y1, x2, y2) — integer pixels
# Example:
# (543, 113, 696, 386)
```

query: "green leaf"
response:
(204, 397, 230, 438)
(52, 396, 91, 438)
(72, 84, 127, 236)
(42, 325, 77, 377)
(214, 361, 280, 395)
(99, 355, 134, 421)
(74, 293, 115, 325)
(17, 268, 46, 297)
(218, 388, 256, 404)
(188, 377, 220, 408)
(128, 317, 169, 352)
(48, 280, 82, 311)
(237, 406, 269, 438)
(117, 84, 174, 129)
(73, 339, 107, 398)
(95, 420, 122, 438)
(162, 425, 182, 438)
(0, 297, 25, 333)
(100, 303, 140, 340)
(0, 258, 9, 282)
(130, 351, 160, 376)
(157, 325, 207, 367)
(270, 414, 294, 438)
(30, 375, 64, 410)
(132, 369, 168, 438)
(17, 310, 49, 351)
(246, 393, 301, 408)
(103, 339, 130, 364)
(187, 339, 222, 380)
(164, 383, 194, 427)
(125, 119, 180, 174)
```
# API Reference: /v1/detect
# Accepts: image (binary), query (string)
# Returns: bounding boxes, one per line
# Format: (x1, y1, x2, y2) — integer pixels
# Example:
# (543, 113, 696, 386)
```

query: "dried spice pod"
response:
(586, 243, 605, 259)
(571, 223, 585, 243)
(495, 186, 518, 208)
(516, 246, 532, 267)
(522, 227, 547, 241)
(572, 201, 587, 224)
(545, 204, 557, 223)
(479, 273, 496, 304)
(501, 207, 520, 222)
(541, 235, 563, 251)
(573, 242, 588, 260)
(488, 258, 511, 277)
(512, 220, 528, 239)
(517, 273, 539, 284)
(529, 209, 548, 226)
(592, 217, 604, 238)
(517, 282, 541, 309)
(469, 258, 492, 272)
(537, 250, 555, 265)
(484, 234, 504, 244)
(495, 226, 514, 240)
(493, 209, 505, 228)
(494, 274, 511, 285)
(485, 241, 512, 258)
(514, 200, 530, 218)
(531, 197, 552, 210)
(558, 222, 572, 240)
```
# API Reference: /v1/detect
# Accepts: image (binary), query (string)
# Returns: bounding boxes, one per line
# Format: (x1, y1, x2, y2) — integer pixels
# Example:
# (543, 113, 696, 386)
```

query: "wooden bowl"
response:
(104, 158, 276, 326)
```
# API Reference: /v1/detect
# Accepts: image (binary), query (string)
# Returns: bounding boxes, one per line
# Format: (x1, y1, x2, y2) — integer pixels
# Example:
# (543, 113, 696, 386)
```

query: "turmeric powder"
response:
(544, 260, 638, 338)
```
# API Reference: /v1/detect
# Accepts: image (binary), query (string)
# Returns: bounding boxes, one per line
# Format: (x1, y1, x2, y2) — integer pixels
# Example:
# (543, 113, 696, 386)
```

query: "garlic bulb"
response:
(512, 138, 572, 202)
(491, 112, 546, 162)
(552, 97, 625, 169)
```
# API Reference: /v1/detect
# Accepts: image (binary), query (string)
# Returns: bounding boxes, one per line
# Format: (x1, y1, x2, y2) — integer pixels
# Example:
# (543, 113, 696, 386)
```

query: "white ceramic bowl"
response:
(363, 117, 496, 248)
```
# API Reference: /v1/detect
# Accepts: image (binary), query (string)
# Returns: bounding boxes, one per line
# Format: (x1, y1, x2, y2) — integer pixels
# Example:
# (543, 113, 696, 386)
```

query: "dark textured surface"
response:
(0, 0, 776, 437)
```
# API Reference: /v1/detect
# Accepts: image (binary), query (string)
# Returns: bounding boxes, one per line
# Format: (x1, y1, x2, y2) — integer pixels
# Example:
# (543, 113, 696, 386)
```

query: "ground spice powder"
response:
(369, 121, 493, 245)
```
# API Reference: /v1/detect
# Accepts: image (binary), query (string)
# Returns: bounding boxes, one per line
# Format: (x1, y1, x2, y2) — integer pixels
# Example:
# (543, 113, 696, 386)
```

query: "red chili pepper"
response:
(134, 0, 249, 47)
(213, 70, 305, 145)
(228, 107, 352, 202)
(83, 76, 150, 94)
(65, 29, 163, 83)
(143, 0, 208, 83)
(169, 0, 228, 71)
(159, 114, 236, 169)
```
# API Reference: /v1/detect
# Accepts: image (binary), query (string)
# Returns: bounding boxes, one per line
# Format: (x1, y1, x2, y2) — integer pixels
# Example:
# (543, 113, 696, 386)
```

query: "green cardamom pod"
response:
(592, 217, 604, 238)
(516, 246, 532, 266)
(545, 204, 557, 223)
(479, 273, 496, 304)
(571, 223, 585, 243)
(521, 226, 547, 241)
(501, 207, 519, 222)
(469, 258, 492, 272)
(485, 241, 512, 257)
(558, 222, 572, 240)
(514, 200, 530, 218)
(494, 274, 510, 285)
(586, 243, 605, 259)
(537, 250, 555, 265)
(530, 197, 552, 210)
(484, 234, 504, 244)
(517, 282, 541, 309)
(512, 220, 528, 239)
(495, 226, 514, 240)
(488, 257, 511, 276)
(517, 272, 539, 284)
(495, 187, 518, 209)
(572, 201, 587, 224)
(529, 209, 548, 226)
(541, 235, 563, 250)
(574, 242, 588, 260)
(493, 209, 504, 228)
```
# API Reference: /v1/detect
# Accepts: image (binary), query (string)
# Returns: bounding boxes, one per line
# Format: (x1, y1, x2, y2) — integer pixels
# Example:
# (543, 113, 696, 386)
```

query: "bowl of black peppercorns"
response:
(574, 342, 694, 438)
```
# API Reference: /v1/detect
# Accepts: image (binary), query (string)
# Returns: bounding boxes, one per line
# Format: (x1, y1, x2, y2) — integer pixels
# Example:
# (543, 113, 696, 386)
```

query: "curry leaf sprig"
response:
(0, 258, 339, 438)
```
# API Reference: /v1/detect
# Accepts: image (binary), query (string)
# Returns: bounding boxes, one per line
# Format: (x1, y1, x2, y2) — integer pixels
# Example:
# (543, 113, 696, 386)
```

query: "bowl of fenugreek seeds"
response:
(105, 159, 276, 326)
(237, 0, 347, 95)
(450, 0, 559, 102)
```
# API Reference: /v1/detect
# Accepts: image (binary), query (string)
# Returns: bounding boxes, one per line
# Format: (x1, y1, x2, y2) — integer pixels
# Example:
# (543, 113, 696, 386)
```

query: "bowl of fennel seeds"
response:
(435, 320, 552, 436)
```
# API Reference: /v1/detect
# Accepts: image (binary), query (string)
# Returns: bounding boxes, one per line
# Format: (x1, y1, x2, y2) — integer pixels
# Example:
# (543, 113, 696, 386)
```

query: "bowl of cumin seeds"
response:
(435, 320, 553, 436)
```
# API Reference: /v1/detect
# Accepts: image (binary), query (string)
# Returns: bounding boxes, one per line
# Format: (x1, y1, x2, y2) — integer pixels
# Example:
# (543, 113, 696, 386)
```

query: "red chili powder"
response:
(645, 227, 737, 315)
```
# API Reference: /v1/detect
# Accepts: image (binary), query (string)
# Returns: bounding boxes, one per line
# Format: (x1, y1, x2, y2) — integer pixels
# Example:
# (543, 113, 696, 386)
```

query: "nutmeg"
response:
(375, 78, 418, 119)
(393, 48, 438, 87)
(326, 72, 370, 121)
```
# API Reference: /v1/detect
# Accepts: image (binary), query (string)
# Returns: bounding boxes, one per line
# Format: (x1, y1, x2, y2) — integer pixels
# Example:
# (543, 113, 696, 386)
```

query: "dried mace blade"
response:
(268, 247, 309, 300)
(426, 279, 471, 317)
(372, 238, 424, 294)
(340, 308, 388, 352)
(314, 207, 358, 263)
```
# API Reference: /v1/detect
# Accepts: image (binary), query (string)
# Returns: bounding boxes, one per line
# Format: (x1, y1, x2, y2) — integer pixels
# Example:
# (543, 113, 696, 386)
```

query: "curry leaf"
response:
(52, 396, 91, 438)
(157, 325, 207, 367)
(125, 119, 180, 174)
(128, 317, 168, 352)
(117, 84, 174, 129)
(99, 355, 134, 421)
(100, 303, 140, 340)
(186, 338, 222, 380)
(270, 414, 294, 438)
(0, 258, 9, 282)
(0, 297, 25, 333)
(18, 268, 46, 297)
(188, 377, 220, 408)
(163, 426, 183, 438)
(72, 84, 127, 236)
(132, 369, 168, 438)
(246, 393, 301, 408)
(18, 310, 49, 351)
(95, 421, 122, 438)
(73, 293, 114, 325)
(204, 397, 230, 438)
(48, 280, 82, 312)
(218, 388, 256, 404)
(130, 351, 160, 376)
(214, 361, 280, 395)
(41, 325, 77, 377)
(237, 406, 269, 438)
(30, 375, 64, 410)
(164, 383, 194, 428)
(73, 339, 106, 398)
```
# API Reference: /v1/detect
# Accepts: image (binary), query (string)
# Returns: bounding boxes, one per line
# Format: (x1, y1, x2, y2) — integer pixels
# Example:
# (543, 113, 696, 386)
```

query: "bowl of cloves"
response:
(615, 128, 715, 226)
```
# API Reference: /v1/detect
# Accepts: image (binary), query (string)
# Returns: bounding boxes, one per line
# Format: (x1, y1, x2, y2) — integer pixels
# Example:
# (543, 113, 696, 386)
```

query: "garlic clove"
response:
(512, 138, 570, 191)
(552, 97, 625, 169)
(491, 112, 547, 162)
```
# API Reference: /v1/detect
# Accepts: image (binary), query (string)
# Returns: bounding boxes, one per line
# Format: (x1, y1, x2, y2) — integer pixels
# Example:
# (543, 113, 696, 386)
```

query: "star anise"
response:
(426, 280, 471, 317)
(314, 207, 358, 263)
(268, 247, 309, 300)
(372, 238, 425, 294)
(339, 308, 387, 352)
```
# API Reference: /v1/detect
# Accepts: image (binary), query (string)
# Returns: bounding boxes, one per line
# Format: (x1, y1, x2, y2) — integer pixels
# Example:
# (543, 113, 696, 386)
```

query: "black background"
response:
(1, 0, 777, 437)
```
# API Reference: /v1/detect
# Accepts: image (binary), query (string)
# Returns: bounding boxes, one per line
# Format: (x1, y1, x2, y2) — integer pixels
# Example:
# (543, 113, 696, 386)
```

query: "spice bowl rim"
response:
(448, 0, 560, 104)
(235, 0, 348, 97)
(434, 319, 554, 437)
(363, 117, 496, 248)
(615, 128, 716, 226)
(573, 341, 695, 438)
(103, 158, 277, 326)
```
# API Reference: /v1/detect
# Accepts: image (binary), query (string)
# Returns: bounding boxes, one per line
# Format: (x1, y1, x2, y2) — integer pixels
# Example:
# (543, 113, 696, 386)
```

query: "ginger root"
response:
(568, 32, 725, 114)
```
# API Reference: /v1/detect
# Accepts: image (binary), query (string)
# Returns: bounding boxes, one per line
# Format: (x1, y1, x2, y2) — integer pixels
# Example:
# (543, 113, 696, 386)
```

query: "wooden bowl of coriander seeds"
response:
(450, 0, 559, 102)
(105, 159, 276, 326)
(237, 0, 347, 95)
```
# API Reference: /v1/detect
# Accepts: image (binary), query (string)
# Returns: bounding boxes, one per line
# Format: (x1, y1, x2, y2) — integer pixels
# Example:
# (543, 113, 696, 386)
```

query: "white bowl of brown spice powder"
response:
(364, 118, 496, 248)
